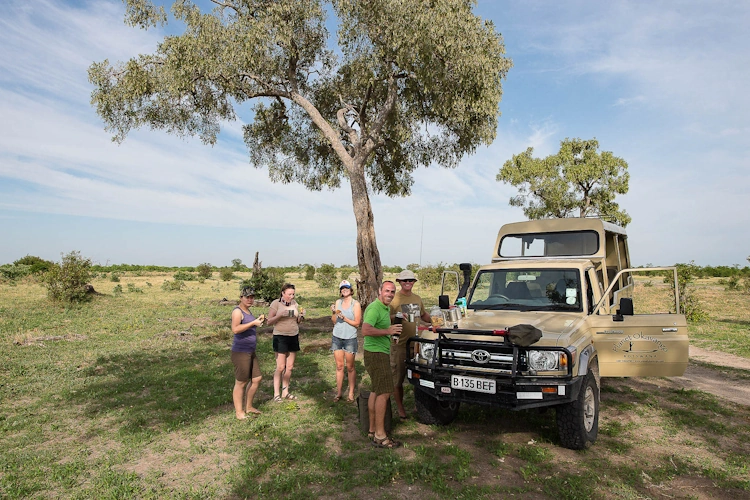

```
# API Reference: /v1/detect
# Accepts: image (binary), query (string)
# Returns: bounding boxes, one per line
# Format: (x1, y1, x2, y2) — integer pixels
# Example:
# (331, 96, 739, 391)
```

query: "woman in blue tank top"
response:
(231, 286, 265, 419)
(329, 280, 362, 402)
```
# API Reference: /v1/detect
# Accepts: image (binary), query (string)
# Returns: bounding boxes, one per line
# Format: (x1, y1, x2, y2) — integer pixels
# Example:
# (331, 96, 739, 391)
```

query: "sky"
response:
(1, 0, 748, 269)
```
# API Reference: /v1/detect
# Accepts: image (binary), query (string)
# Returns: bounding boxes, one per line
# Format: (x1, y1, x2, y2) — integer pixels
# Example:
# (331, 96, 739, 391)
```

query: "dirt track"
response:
(654, 346, 750, 407)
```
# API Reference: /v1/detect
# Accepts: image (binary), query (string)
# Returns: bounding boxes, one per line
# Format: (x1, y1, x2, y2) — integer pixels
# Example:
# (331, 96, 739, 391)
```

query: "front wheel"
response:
(556, 371, 599, 449)
(415, 388, 460, 425)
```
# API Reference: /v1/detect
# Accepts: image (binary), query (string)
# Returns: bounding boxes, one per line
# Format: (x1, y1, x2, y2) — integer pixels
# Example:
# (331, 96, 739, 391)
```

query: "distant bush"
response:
(382, 265, 403, 274)
(417, 263, 447, 287)
(0, 264, 32, 281)
(304, 265, 315, 281)
(315, 263, 337, 288)
(127, 283, 143, 293)
(339, 266, 357, 281)
(665, 261, 707, 322)
(231, 259, 243, 271)
(110, 272, 121, 282)
(42, 251, 93, 304)
(173, 270, 197, 281)
(196, 263, 213, 279)
(220, 268, 234, 281)
(245, 268, 286, 303)
(406, 263, 420, 272)
(161, 280, 186, 291)
(112, 284, 123, 295)
(13, 255, 54, 275)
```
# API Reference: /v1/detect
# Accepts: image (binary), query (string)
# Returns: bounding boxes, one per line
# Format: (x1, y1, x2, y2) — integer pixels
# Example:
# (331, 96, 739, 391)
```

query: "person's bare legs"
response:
(244, 375, 262, 414)
(333, 349, 345, 399)
(233, 380, 249, 419)
(345, 351, 357, 400)
(273, 352, 287, 398)
(281, 352, 296, 397)
(373, 392, 392, 440)
(393, 384, 407, 419)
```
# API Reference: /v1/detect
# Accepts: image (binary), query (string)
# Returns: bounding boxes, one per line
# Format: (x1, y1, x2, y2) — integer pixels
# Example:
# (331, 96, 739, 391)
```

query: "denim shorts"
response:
(330, 336, 358, 354)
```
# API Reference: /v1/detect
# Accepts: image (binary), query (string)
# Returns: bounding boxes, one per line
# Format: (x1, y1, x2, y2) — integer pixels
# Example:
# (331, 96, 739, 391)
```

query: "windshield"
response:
(468, 268, 582, 312)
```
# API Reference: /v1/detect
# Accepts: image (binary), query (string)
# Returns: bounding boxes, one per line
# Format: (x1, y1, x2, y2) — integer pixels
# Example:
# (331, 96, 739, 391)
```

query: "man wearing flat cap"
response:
(390, 269, 432, 420)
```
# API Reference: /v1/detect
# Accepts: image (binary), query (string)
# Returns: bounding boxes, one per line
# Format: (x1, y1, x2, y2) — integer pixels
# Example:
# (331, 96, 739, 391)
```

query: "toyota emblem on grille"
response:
(471, 349, 491, 364)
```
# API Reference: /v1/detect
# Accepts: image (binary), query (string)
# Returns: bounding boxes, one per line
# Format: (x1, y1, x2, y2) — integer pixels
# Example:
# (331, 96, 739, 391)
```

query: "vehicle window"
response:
(468, 269, 582, 312)
(499, 231, 599, 258)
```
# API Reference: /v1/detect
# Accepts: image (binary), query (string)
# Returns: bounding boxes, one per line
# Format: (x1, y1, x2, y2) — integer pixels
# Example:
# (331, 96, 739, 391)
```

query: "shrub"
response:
(231, 259, 243, 271)
(315, 263, 337, 288)
(665, 261, 707, 322)
(112, 284, 123, 295)
(339, 266, 357, 281)
(127, 283, 143, 293)
(220, 268, 234, 281)
(110, 272, 121, 282)
(173, 270, 197, 281)
(196, 262, 213, 279)
(0, 264, 32, 281)
(304, 264, 315, 281)
(13, 255, 54, 274)
(245, 268, 286, 302)
(161, 280, 186, 291)
(418, 263, 447, 287)
(42, 251, 93, 303)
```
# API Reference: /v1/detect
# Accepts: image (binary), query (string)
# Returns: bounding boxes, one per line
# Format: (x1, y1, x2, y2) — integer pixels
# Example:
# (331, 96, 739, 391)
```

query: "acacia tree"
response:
(88, 0, 511, 304)
(497, 138, 631, 227)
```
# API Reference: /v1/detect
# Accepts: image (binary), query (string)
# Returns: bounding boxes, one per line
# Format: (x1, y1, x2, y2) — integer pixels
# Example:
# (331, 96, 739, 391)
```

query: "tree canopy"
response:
(89, 0, 511, 303)
(497, 138, 631, 227)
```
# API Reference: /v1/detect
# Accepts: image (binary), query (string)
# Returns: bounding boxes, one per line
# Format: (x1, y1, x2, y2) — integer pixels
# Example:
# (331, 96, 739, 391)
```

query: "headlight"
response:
(528, 350, 559, 371)
(419, 342, 436, 362)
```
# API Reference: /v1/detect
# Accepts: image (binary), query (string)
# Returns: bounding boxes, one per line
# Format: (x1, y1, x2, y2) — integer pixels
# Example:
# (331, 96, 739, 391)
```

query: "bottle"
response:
(430, 305, 444, 330)
(393, 312, 403, 324)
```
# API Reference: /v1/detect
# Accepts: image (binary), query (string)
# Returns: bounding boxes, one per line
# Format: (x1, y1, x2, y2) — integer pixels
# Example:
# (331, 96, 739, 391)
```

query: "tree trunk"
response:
(349, 164, 382, 307)
(252, 252, 261, 273)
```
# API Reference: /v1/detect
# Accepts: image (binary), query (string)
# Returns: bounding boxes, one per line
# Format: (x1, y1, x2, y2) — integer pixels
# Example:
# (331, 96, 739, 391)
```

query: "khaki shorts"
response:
(364, 350, 393, 394)
(390, 342, 408, 387)
(231, 352, 261, 382)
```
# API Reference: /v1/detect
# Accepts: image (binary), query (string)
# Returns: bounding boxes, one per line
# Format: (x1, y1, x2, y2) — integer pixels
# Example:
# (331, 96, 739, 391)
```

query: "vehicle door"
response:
(589, 267, 688, 377)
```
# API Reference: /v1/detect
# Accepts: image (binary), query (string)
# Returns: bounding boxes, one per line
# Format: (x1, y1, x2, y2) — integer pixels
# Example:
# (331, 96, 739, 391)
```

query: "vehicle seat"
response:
(526, 282, 543, 298)
(506, 282, 532, 299)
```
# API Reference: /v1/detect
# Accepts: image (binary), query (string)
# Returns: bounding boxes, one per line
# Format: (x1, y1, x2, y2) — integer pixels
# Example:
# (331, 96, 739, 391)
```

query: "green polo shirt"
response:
(363, 298, 391, 354)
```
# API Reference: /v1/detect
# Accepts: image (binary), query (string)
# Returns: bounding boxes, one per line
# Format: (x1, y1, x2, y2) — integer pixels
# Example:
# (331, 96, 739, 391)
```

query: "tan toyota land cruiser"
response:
(405, 218, 689, 449)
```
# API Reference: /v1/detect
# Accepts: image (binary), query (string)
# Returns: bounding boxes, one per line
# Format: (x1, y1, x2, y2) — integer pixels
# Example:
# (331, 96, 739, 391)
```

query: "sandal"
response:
(367, 432, 375, 440)
(371, 436, 401, 449)
(346, 396, 356, 403)
(273, 396, 282, 403)
(284, 393, 298, 400)
(333, 395, 342, 403)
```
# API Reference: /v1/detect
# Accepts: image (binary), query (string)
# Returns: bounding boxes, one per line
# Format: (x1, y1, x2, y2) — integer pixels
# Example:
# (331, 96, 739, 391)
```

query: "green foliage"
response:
(304, 265, 315, 281)
(112, 284, 123, 295)
(13, 255, 54, 274)
(231, 258, 243, 271)
(42, 251, 94, 304)
(0, 264, 32, 281)
(219, 267, 234, 281)
(382, 265, 403, 274)
(161, 279, 186, 291)
(665, 261, 707, 322)
(406, 263, 420, 272)
(417, 263, 447, 287)
(314, 263, 337, 289)
(173, 270, 197, 281)
(498, 138, 631, 226)
(110, 272, 121, 282)
(196, 263, 213, 279)
(126, 283, 143, 293)
(245, 268, 286, 303)
(339, 266, 357, 281)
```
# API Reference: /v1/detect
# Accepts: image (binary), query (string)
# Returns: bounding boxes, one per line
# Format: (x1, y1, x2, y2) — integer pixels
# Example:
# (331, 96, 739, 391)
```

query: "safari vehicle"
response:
(405, 218, 689, 449)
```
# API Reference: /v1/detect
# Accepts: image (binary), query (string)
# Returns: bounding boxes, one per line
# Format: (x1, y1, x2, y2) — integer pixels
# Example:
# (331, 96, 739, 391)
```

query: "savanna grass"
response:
(1, 272, 748, 499)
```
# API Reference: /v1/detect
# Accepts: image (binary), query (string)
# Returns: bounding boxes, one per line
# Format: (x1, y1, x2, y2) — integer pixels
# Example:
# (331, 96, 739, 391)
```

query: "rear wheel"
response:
(556, 370, 599, 449)
(414, 388, 460, 425)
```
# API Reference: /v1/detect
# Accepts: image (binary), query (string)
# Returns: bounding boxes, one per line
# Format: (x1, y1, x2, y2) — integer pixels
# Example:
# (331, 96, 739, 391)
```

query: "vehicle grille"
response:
(438, 340, 523, 376)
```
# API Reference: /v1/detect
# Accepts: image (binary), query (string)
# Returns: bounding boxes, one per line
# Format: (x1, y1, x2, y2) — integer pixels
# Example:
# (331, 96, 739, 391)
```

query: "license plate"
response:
(451, 375, 496, 394)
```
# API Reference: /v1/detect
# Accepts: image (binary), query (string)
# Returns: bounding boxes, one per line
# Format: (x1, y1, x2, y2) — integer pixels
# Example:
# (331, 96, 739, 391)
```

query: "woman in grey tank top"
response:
(330, 280, 362, 402)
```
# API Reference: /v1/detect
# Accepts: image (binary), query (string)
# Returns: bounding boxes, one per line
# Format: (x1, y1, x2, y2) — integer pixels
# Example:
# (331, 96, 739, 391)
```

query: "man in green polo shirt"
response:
(363, 280, 402, 448)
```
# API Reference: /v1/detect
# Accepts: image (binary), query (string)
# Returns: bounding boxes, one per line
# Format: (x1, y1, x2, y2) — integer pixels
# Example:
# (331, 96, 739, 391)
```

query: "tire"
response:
(414, 388, 460, 425)
(556, 370, 599, 450)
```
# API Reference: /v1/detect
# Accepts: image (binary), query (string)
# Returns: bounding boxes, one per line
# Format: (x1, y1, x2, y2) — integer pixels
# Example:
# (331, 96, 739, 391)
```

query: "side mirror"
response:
(620, 298, 634, 316)
(438, 294, 450, 309)
(613, 297, 634, 322)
